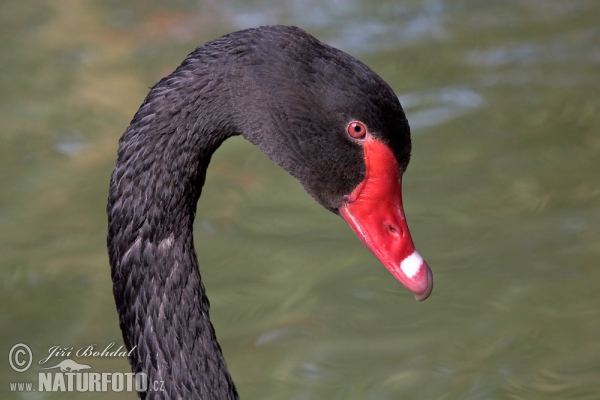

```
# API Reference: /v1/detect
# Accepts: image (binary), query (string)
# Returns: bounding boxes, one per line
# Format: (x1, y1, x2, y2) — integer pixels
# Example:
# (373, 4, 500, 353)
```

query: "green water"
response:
(1, 1, 599, 399)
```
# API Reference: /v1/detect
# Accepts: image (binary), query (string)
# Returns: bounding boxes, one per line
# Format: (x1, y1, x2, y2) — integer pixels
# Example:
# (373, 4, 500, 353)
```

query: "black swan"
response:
(107, 25, 433, 399)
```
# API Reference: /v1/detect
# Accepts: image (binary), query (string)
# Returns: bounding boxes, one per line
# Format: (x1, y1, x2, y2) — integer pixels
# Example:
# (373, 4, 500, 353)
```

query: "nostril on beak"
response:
(386, 224, 401, 237)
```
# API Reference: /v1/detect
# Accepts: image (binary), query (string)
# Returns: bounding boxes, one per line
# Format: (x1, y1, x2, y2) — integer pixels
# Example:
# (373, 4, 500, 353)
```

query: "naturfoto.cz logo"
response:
(8, 343, 163, 394)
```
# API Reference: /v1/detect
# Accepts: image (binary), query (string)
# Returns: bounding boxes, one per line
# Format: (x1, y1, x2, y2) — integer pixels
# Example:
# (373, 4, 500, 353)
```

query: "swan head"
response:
(226, 26, 433, 300)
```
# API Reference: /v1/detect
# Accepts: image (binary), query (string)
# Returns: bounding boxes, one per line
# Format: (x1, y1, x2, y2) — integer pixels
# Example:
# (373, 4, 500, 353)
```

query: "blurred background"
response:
(1, 0, 599, 398)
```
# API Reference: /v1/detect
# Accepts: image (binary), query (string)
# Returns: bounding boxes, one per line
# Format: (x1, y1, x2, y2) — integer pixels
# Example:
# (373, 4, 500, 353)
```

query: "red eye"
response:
(347, 121, 367, 139)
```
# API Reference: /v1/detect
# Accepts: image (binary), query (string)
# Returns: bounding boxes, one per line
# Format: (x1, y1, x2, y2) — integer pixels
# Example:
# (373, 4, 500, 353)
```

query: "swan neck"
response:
(107, 62, 239, 398)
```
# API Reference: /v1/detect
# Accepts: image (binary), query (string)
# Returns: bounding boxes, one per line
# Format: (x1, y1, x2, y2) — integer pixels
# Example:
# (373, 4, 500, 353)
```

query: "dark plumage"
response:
(107, 25, 413, 399)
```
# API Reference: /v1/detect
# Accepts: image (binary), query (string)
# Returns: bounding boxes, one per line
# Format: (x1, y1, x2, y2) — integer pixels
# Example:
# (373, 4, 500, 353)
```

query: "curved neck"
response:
(107, 59, 239, 399)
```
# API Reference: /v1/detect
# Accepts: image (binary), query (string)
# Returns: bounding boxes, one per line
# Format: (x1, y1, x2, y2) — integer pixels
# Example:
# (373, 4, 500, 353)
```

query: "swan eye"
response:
(347, 121, 367, 139)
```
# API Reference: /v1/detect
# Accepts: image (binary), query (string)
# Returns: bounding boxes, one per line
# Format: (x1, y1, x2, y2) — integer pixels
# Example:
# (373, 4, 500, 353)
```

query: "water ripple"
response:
(399, 86, 485, 131)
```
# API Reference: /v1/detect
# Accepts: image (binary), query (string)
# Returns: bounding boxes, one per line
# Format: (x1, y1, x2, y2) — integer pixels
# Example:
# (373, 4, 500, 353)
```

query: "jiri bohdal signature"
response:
(39, 343, 136, 365)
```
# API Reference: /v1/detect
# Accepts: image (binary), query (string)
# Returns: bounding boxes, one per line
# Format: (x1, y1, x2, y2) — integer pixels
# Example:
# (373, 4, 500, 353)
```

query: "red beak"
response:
(338, 136, 433, 301)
